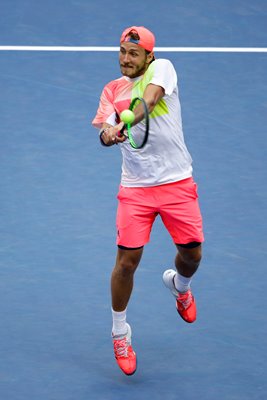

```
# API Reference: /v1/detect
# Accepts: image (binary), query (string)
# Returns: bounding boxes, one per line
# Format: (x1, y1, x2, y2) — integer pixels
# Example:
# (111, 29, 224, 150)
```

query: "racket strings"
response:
(126, 97, 149, 149)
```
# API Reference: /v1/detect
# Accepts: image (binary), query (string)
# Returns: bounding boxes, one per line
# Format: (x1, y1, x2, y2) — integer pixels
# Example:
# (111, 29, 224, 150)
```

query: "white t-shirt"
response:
(92, 59, 193, 187)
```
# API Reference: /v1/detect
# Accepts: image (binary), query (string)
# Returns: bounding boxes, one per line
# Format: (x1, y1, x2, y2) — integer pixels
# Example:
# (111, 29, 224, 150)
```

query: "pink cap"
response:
(120, 26, 155, 52)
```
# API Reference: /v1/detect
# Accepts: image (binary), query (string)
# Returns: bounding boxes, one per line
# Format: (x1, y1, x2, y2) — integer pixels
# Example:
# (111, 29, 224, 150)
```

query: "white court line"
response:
(0, 46, 267, 52)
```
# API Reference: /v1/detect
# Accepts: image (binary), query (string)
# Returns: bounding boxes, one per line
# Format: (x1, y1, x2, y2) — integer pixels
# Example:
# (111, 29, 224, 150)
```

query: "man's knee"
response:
(177, 242, 202, 266)
(115, 247, 144, 274)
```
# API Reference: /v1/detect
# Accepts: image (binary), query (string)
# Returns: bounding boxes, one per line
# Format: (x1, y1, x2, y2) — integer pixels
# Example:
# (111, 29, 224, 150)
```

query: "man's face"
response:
(119, 42, 152, 78)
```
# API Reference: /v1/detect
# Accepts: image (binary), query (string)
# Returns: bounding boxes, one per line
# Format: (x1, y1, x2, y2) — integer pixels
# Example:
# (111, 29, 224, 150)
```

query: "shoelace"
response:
(177, 291, 192, 310)
(113, 337, 129, 358)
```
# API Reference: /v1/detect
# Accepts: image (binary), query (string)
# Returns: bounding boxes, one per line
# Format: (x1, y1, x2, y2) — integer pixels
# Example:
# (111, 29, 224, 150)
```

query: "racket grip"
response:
(118, 123, 126, 137)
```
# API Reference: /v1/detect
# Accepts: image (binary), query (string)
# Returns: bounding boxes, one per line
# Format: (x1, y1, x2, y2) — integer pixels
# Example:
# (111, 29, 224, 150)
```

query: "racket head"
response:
(125, 97, 149, 149)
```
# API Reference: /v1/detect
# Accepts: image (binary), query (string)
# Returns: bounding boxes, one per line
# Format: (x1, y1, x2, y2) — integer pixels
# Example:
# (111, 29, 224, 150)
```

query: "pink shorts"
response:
(116, 177, 204, 248)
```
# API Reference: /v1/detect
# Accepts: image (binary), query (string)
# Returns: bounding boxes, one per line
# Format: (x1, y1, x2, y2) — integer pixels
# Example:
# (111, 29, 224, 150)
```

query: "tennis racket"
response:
(121, 97, 149, 149)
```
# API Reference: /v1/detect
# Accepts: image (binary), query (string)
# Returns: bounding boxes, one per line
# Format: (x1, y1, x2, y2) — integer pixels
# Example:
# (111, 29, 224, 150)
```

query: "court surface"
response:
(0, 1, 267, 399)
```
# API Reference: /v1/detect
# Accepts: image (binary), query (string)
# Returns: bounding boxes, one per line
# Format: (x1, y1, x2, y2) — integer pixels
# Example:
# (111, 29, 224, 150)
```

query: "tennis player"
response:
(92, 26, 204, 376)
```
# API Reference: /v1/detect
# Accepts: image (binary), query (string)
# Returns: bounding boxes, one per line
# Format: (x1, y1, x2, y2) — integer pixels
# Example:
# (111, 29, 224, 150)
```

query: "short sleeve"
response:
(149, 59, 177, 96)
(92, 85, 116, 128)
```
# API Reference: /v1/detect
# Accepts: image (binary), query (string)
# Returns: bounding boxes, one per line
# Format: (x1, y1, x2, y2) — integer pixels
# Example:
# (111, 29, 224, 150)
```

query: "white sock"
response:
(111, 308, 127, 336)
(174, 273, 192, 293)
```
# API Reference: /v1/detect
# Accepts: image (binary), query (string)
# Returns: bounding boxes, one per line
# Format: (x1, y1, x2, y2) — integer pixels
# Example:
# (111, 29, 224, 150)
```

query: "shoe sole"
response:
(163, 269, 178, 297)
(177, 309, 195, 323)
(123, 358, 137, 376)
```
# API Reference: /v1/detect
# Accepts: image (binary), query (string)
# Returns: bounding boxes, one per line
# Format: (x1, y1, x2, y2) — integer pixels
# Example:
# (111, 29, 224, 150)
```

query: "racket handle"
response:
(118, 123, 126, 137)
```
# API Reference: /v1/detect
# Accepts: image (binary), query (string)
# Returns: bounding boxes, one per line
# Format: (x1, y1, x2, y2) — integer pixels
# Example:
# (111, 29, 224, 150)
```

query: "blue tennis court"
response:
(1, 1, 267, 399)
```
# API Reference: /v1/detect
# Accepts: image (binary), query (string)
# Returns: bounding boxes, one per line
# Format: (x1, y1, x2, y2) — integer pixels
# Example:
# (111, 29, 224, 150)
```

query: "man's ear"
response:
(146, 52, 154, 64)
